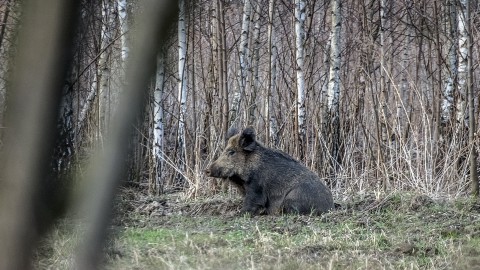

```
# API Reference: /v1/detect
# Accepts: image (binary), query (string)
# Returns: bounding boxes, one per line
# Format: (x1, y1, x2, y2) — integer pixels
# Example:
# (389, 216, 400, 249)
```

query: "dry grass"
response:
(34, 189, 480, 270)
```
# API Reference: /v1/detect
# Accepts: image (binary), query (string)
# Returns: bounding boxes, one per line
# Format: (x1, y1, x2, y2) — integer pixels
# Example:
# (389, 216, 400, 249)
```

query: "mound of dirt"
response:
(114, 188, 244, 225)
(115, 188, 479, 229)
(177, 198, 242, 216)
(409, 194, 434, 211)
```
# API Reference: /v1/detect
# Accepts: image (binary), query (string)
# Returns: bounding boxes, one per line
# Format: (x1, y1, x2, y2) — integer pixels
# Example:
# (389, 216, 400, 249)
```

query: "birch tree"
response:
(247, 2, 261, 126)
(326, 0, 341, 117)
(230, 0, 251, 126)
(441, 0, 457, 127)
(117, 0, 129, 63)
(456, 0, 467, 127)
(152, 50, 165, 194)
(294, 0, 306, 157)
(325, 0, 342, 178)
(76, 73, 97, 139)
(177, 0, 187, 185)
(73, 1, 102, 145)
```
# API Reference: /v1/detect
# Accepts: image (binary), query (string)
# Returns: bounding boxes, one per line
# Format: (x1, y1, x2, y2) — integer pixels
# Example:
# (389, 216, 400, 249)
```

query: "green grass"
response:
(35, 192, 480, 270)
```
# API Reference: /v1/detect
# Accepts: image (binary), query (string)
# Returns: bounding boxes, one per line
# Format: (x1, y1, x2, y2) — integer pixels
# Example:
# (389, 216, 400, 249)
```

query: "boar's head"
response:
(205, 127, 257, 179)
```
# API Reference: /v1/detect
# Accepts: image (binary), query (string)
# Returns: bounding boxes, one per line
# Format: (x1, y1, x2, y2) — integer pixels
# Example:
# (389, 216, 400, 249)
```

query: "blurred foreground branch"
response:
(0, 1, 80, 269)
(75, 1, 179, 269)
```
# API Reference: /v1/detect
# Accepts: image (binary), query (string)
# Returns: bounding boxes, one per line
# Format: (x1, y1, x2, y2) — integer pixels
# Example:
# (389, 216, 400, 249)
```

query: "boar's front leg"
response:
(241, 183, 266, 215)
(227, 175, 246, 195)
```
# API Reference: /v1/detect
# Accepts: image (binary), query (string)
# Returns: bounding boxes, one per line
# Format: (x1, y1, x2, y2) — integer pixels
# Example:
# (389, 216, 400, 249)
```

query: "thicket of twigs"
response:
(0, 1, 479, 200)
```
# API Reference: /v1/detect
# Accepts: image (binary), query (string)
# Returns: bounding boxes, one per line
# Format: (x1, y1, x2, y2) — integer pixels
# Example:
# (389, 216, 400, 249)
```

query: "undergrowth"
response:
(34, 190, 480, 270)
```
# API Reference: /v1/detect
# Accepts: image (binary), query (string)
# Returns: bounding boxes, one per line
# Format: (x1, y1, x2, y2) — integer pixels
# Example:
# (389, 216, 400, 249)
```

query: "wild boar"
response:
(205, 127, 334, 215)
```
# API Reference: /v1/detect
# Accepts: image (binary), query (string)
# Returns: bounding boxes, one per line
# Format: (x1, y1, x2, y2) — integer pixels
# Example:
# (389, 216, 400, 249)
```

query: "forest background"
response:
(1, 0, 479, 198)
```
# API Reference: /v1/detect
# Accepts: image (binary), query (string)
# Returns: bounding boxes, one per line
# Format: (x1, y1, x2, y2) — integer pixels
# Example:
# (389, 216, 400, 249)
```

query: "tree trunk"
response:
(117, 0, 129, 63)
(247, 2, 261, 126)
(294, 0, 306, 158)
(266, 0, 278, 146)
(0, 0, 10, 50)
(230, 0, 251, 127)
(177, 0, 188, 187)
(326, 0, 342, 178)
(462, 0, 479, 197)
(378, 0, 390, 190)
(456, 0, 467, 128)
(76, 71, 97, 140)
(216, 0, 229, 135)
(207, 0, 217, 158)
(54, 85, 75, 174)
(152, 50, 165, 194)
(441, 0, 457, 128)
(399, 13, 412, 142)
(326, 0, 341, 115)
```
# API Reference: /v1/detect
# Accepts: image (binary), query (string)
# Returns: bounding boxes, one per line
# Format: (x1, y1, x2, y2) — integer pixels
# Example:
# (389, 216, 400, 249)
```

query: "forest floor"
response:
(35, 188, 480, 270)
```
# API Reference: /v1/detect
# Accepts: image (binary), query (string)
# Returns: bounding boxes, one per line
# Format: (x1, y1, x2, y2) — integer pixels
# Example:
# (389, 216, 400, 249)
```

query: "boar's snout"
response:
(205, 162, 232, 178)
(205, 163, 219, 177)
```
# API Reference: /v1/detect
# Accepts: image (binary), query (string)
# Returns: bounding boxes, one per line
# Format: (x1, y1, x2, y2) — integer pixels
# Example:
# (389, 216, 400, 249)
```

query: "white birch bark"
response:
(153, 51, 165, 192)
(294, 0, 306, 138)
(177, 0, 187, 175)
(441, 0, 457, 124)
(456, 0, 467, 126)
(117, 0, 129, 62)
(230, 0, 251, 126)
(248, 2, 261, 126)
(326, 0, 342, 114)
(324, 0, 343, 178)
(77, 70, 97, 136)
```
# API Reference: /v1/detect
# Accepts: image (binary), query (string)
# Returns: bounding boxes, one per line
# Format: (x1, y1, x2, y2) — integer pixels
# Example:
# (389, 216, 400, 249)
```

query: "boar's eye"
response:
(227, 149, 235, 156)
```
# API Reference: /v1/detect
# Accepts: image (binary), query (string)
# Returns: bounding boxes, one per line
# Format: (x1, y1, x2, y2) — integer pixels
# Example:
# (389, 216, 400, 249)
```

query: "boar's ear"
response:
(239, 127, 256, 151)
(225, 127, 239, 142)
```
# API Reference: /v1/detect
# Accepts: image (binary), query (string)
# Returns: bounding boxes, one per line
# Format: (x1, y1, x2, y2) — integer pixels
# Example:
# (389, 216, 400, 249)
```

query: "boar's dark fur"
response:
(206, 127, 334, 215)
